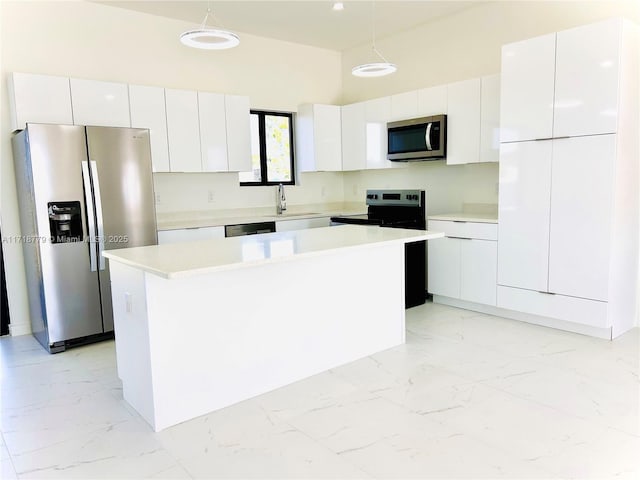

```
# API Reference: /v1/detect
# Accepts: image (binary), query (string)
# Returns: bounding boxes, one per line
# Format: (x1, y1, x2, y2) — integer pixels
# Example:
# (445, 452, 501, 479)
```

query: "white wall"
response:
(0, 0, 343, 335)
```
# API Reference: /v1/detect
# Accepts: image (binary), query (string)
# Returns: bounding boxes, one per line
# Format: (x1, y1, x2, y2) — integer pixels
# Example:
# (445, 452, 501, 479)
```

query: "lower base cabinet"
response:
(428, 220, 498, 306)
(275, 217, 331, 232)
(157, 226, 225, 244)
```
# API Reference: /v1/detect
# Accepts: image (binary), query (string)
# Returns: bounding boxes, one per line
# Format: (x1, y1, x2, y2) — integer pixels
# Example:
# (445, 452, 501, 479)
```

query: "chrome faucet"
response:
(276, 183, 287, 214)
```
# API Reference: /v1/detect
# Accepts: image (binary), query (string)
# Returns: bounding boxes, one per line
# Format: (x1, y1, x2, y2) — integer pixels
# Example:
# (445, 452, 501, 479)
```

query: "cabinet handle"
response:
(538, 291, 556, 295)
(448, 236, 473, 240)
(185, 227, 201, 230)
(453, 220, 467, 223)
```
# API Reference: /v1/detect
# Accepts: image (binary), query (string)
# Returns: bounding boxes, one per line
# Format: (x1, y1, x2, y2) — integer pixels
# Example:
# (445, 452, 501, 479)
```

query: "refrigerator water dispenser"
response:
(48, 201, 83, 243)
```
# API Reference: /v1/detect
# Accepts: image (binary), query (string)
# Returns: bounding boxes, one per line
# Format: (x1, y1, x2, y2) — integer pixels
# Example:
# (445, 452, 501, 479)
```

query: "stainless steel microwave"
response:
(387, 114, 447, 161)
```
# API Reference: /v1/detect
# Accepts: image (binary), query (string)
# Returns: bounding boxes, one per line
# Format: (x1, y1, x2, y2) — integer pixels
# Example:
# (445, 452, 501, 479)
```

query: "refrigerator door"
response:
(86, 127, 157, 331)
(24, 124, 104, 345)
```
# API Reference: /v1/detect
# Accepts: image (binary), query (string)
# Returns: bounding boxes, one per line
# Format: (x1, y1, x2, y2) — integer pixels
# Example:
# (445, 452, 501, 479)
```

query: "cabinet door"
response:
(417, 85, 447, 116)
(427, 237, 460, 298)
(364, 97, 392, 169)
(554, 19, 620, 137)
(548, 135, 615, 301)
(461, 239, 497, 306)
(157, 226, 225, 245)
(165, 89, 202, 172)
(70, 78, 130, 127)
(497, 140, 552, 292)
(8, 73, 73, 131)
(275, 217, 330, 232)
(341, 102, 366, 171)
(129, 85, 170, 172)
(390, 91, 418, 120)
(225, 95, 252, 172)
(500, 33, 556, 142)
(199, 92, 229, 172)
(447, 78, 481, 165)
(313, 104, 342, 171)
(479, 74, 500, 163)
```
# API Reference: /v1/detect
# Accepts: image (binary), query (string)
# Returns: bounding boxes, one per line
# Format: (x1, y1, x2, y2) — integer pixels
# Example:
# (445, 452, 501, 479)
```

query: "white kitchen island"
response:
(103, 225, 443, 432)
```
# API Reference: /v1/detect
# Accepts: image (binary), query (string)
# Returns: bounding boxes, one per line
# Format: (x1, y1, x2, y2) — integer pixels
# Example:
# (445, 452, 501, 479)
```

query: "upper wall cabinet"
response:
(446, 78, 481, 165)
(479, 74, 501, 163)
(341, 102, 367, 171)
(70, 78, 131, 128)
(364, 96, 393, 170)
(224, 95, 252, 172)
(129, 84, 170, 173)
(553, 19, 621, 137)
(417, 85, 447, 117)
(390, 91, 418, 121)
(165, 88, 202, 172)
(8, 73, 73, 132)
(500, 33, 556, 142)
(501, 19, 627, 142)
(296, 104, 342, 172)
(198, 91, 228, 172)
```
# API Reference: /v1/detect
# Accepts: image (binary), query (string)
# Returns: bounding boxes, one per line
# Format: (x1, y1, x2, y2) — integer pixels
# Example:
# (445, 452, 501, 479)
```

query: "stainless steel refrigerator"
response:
(12, 124, 157, 353)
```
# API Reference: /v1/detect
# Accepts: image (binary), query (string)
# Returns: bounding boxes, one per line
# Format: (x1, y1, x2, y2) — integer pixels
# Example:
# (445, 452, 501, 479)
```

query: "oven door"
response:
(387, 114, 446, 161)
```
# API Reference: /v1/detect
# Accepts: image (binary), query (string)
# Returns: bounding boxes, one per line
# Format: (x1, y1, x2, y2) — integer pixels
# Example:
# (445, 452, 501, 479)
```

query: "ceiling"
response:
(93, 1, 482, 51)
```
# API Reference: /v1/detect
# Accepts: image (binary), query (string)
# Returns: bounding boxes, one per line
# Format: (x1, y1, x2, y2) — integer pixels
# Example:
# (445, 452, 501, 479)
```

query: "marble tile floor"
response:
(1, 302, 638, 479)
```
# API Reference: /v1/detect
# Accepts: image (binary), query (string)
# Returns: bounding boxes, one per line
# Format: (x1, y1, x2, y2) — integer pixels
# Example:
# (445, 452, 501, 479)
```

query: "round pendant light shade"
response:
(180, 29, 240, 50)
(352, 62, 397, 77)
(180, 4, 239, 50)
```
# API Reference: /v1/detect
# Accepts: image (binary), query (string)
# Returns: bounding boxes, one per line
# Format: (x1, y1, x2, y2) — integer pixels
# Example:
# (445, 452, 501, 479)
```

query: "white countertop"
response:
(428, 212, 498, 224)
(104, 225, 444, 279)
(156, 204, 367, 231)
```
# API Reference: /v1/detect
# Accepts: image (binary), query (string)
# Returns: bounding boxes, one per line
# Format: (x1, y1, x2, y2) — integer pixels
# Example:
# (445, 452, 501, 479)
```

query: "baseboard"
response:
(8, 322, 32, 337)
(432, 295, 613, 340)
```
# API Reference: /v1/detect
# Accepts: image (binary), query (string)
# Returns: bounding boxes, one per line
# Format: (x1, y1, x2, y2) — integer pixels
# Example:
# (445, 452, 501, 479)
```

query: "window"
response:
(239, 110, 295, 186)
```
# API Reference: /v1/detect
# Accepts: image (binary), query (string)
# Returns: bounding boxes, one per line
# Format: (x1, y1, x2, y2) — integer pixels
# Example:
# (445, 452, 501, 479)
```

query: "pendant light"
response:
(179, 2, 240, 50)
(352, 1, 396, 77)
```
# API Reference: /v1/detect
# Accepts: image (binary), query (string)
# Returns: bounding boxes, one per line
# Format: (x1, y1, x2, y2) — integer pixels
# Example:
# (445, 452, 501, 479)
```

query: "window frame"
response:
(240, 109, 296, 187)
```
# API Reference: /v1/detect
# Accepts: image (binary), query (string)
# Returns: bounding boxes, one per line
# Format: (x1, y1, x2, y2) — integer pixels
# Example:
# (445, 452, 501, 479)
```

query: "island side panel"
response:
(109, 261, 157, 430)
(143, 242, 405, 431)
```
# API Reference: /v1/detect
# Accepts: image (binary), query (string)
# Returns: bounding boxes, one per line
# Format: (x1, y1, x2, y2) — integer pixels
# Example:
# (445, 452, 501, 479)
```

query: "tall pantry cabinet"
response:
(497, 18, 639, 339)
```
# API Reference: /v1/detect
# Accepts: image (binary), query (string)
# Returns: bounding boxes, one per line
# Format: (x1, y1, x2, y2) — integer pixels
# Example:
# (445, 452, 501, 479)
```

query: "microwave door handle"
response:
(425, 123, 433, 151)
(81, 161, 98, 272)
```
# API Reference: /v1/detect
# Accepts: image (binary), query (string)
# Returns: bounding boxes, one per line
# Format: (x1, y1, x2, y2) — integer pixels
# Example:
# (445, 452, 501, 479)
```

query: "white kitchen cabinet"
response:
(129, 84, 170, 172)
(275, 217, 330, 232)
(390, 91, 418, 120)
(497, 140, 552, 292)
(70, 78, 130, 127)
(500, 33, 556, 142)
(417, 85, 447, 117)
(157, 226, 225, 244)
(428, 220, 498, 306)
(547, 135, 615, 301)
(553, 19, 621, 137)
(165, 88, 202, 172)
(446, 78, 481, 165)
(427, 237, 461, 299)
(296, 104, 342, 172)
(341, 102, 366, 171)
(8, 72, 73, 131)
(479, 74, 500, 163)
(224, 95, 252, 172)
(198, 91, 228, 172)
(364, 97, 392, 169)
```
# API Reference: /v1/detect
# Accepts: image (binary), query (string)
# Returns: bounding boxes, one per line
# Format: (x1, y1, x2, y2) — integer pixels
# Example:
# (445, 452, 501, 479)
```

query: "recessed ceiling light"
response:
(333, 2, 345, 11)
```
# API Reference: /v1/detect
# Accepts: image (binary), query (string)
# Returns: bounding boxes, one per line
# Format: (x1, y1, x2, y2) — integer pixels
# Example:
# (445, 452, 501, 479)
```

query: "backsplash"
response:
(153, 171, 346, 214)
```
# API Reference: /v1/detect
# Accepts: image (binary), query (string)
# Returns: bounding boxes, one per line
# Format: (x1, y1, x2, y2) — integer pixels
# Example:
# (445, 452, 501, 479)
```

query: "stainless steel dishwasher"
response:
(224, 221, 276, 237)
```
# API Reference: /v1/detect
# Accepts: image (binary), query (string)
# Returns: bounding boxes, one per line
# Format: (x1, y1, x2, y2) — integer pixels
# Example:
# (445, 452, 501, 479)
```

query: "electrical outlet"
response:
(352, 184, 358, 195)
(125, 292, 133, 314)
(207, 190, 215, 203)
(495, 183, 499, 195)
(320, 186, 326, 197)
(155, 193, 161, 204)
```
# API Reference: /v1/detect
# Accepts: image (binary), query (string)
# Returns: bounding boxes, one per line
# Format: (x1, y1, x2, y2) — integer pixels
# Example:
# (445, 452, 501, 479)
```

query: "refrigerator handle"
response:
(89, 161, 106, 271)
(81, 161, 98, 272)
